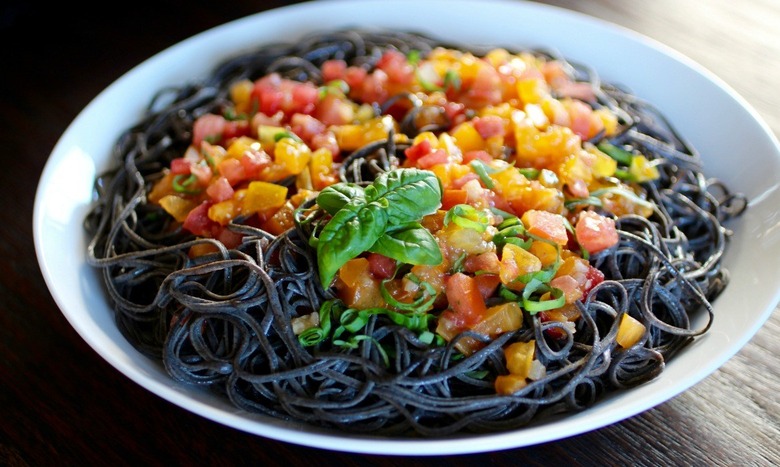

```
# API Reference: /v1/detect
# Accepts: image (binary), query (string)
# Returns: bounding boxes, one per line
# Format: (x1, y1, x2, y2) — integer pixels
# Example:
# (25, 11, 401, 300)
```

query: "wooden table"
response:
(2, 0, 778, 465)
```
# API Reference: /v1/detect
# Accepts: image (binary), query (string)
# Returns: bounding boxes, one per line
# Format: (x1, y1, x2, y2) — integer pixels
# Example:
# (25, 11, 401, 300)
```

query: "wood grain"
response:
(1, 1, 777, 465)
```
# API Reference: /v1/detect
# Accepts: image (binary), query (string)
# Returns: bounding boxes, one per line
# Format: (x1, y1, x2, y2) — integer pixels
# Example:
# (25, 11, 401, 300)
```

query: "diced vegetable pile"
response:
(149, 45, 657, 394)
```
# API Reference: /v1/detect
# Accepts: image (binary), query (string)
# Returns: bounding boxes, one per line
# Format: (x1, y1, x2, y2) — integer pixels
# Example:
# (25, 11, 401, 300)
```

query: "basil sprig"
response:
(314, 168, 443, 288)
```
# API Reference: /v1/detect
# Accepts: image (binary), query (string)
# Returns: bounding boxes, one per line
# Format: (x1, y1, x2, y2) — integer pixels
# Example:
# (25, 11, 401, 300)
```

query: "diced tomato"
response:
(473, 116, 505, 139)
(549, 275, 583, 304)
(240, 149, 272, 179)
(359, 69, 389, 104)
(222, 119, 251, 141)
(575, 210, 619, 254)
(567, 99, 594, 140)
(367, 253, 397, 280)
(314, 95, 354, 126)
(441, 189, 468, 211)
(376, 49, 414, 85)
(206, 176, 234, 203)
(190, 163, 213, 186)
(404, 139, 432, 162)
(192, 114, 226, 146)
(321, 59, 347, 82)
(462, 150, 492, 163)
(183, 201, 218, 237)
(445, 272, 487, 328)
(581, 265, 605, 297)
(344, 66, 368, 92)
(218, 158, 246, 186)
(463, 251, 501, 274)
(521, 209, 569, 245)
(170, 158, 191, 175)
(215, 226, 244, 249)
(474, 274, 500, 300)
(416, 149, 449, 169)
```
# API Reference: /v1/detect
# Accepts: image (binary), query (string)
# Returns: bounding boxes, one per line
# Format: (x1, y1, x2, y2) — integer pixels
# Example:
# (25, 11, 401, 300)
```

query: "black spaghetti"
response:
(85, 29, 746, 436)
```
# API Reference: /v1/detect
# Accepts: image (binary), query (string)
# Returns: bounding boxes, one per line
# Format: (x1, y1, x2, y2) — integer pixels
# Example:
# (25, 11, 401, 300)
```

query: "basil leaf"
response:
(316, 201, 388, 288)
(316, 183, 365, 215)
(364, 168, 442, 224)
(369, 223, 442, 266)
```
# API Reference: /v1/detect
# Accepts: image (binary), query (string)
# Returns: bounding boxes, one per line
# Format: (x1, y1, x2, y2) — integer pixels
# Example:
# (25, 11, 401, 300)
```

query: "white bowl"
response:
(33, 0, 780, 455)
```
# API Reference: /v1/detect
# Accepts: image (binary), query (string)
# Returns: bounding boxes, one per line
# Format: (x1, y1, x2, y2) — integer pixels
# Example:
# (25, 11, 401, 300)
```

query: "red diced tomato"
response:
(344, 66, 368, 91)
(376, 49, 414, 85)
(321, 59, 347, 82)
(206, 176, 234, 202)
(463, 251, 501, 274)
(404, 139, 432, 161)
(215, 226, 244, 249)
(190, 163, 213, 186)
(416, 149, 449, 169)
(473, 116, 505, 138)
(222, 120, 250, 141)
(367, 253, 397, 280)
(474, 274, 500, 300)
(445, 273, 487, 328)
(575, 211, 619, 254)
(240, 149, 271, 179)
(462, 150, 492, 163)
(170, 158, 191, 175)
(183, 201, 218, 237)
(218, 158, 246, 186)
(192, 114, 227, 146)
(581, 265, 605, 297)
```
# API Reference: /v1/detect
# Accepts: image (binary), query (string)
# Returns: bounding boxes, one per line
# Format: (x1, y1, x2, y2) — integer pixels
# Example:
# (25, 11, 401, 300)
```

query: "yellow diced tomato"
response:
(499, 242, 542, 291)
(208, 198, 241, 225)
(587, 145, 618, 178)
(616, 313, 646, 348)
(516, 78, 548, 104)
(528, 240, 558, 267)
(229, 79, 254, 114)
(226, 136, 262, 160)
(451, 121, 485, 153)
(494, 373, 529, 395)
(504, 340, 536, 377)
(274, 137, 312, 175)
(243, 181, 288, 214)
(159, 195, 198, 222)
(629, 154, 660, 182)
(593, 108, 618, 137)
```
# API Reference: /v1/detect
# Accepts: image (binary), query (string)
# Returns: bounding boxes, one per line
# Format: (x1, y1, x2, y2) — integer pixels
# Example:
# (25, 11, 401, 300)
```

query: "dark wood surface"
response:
(2, 1, 778, 465)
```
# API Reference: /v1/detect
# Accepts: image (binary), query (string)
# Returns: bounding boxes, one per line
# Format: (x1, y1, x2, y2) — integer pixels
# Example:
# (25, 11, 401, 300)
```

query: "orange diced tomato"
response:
(336, 257, 384, 309)
(521, 209, 568, 245)
(444, 272, 487, 328)
(575, 210, 619, 254)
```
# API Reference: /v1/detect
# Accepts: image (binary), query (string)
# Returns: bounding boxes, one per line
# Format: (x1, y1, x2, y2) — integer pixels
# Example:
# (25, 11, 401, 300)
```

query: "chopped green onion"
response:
(407, 49, 421, 67)
(380, 278, 436, 313)
(443, 70, 462, 92)
(469, 160, 496, 189)
(522, 278, 565, 314)
(517, 167, 540, 179)
(590, 186, 655, 210)
(597, 142, 633, 165)
(172, 174, 201, 195)
(564, 196, 603, 210)
(444, 204, 490, 232)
